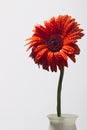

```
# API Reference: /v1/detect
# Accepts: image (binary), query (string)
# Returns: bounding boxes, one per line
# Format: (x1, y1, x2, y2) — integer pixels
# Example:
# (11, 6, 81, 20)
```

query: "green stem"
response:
(57, 68, 64, 117)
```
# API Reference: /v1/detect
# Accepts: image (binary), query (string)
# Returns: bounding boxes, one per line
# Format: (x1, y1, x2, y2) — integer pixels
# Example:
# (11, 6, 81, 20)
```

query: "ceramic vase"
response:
(48, 114, 78, 130)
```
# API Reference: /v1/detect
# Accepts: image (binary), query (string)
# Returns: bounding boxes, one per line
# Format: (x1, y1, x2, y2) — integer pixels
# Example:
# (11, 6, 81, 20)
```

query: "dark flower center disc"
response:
(46, 34, 63, 52)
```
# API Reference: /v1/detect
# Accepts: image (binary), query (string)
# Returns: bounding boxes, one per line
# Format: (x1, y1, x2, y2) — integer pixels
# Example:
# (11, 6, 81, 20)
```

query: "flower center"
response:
(51, 39, 58, 46)
(46, 34, 63, 52)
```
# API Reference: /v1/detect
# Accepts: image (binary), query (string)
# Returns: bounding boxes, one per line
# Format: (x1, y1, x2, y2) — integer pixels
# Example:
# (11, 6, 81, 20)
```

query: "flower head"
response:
(25, 15, 84, 72)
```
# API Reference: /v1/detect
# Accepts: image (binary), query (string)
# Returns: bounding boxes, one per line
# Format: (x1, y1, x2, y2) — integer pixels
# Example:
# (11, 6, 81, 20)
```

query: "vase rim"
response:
(47, 114, 78, 120)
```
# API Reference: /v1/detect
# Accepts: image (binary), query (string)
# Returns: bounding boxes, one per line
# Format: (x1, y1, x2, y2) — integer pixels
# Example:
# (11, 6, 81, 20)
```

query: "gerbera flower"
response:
(25, 15, 84, 72)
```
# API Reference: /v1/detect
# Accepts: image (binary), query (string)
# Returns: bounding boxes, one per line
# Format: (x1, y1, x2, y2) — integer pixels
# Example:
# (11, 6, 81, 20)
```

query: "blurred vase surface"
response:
(48, 114, 78, 130)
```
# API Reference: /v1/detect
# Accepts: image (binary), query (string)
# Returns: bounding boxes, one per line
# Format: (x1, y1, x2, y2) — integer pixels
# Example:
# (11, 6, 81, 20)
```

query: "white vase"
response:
(47, 114, 78, 130)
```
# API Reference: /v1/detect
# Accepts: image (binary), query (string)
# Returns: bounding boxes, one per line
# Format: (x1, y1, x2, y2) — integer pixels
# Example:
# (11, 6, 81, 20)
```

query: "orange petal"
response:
(68, 54, 76, 62)
(42, 63, 49, 71)
(64, 38, 77, 45)
(54, 52, 61, 63)
(49, 17, 58, 33)
(63, 45, 75, 54)
(35, 48, 48, 63)
(54, 52, 68, 69)
(60, 50, 68, 60)
(34, 25, 48, 34)
(56, 15, 63, 33)
(26, 40, 45, 51)
(26, 36, 43, 41)
(33, 45, 46, 54)
(44, 20, 51, 33)
(25, 42, 36, 51)
(64, 16, 75, 30)
(70, 44, 80, 54)
(47, 51, 54, 64)
(64, 20, 76, 34)
(50, 63, 57, 72)
(33, 25, 48, 39)
(67, 28, 84, 40)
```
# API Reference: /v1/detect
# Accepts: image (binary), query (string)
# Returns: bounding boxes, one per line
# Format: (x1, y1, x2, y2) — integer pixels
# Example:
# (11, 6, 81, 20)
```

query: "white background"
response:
(0, 0, 87, 130)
